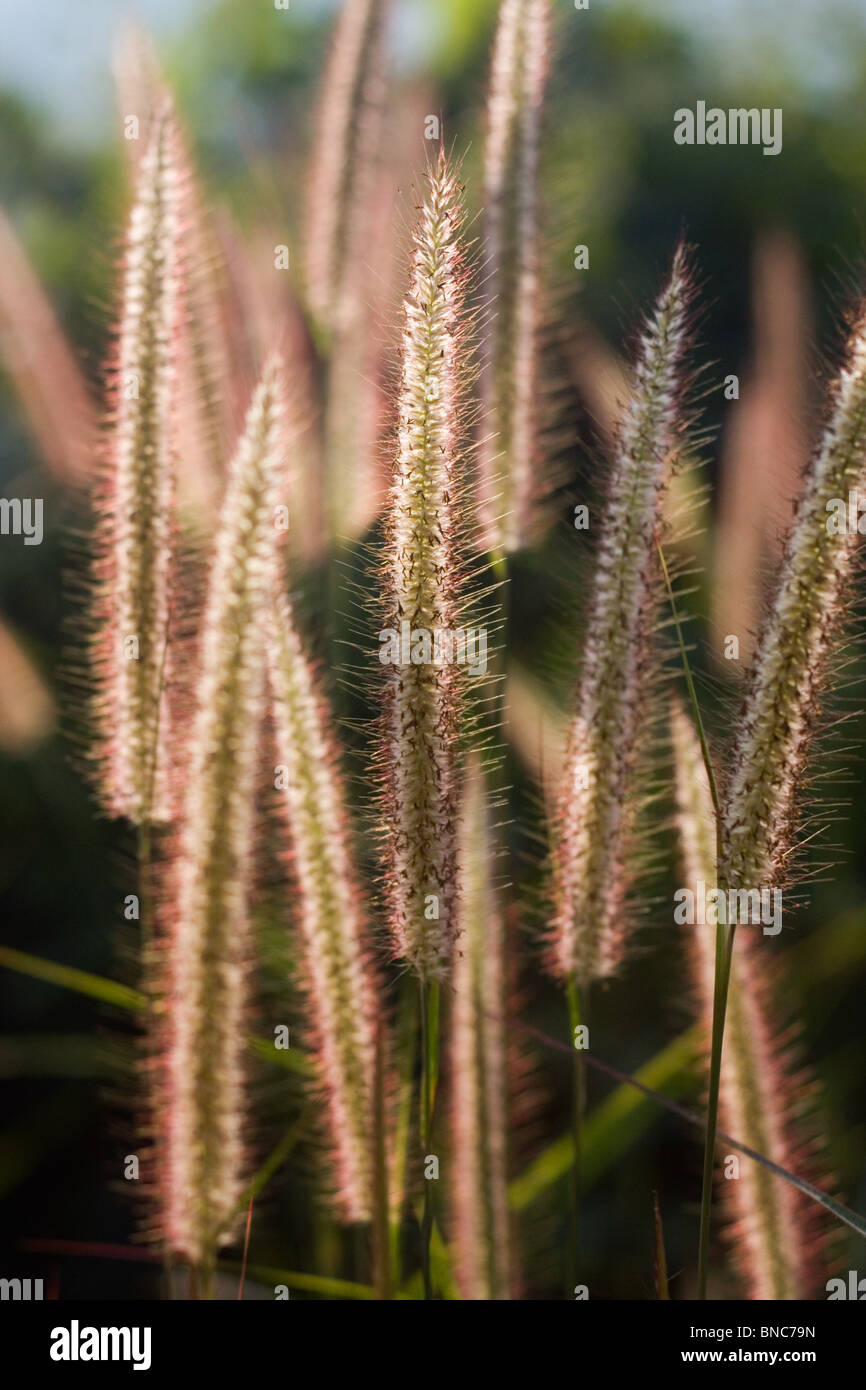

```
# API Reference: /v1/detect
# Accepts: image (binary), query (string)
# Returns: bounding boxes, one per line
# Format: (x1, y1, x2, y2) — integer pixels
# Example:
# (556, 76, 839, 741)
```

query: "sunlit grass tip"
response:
(549, 243, 695, 984)
(92, 99, 184, 825)
(721, 298, 866, 895)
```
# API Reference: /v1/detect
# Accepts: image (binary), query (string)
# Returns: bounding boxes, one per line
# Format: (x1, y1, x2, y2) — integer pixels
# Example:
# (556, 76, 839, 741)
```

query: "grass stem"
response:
(372, 1020, 392, 1299)
(696, 918, 736, 1297)
(419, 977, 440, 1299)
(566, 976, 585, 1295)
(656, 532, 734, 1297)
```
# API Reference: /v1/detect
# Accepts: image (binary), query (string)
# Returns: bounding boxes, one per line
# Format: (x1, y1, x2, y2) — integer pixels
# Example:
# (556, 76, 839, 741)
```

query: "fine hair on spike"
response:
(378, 151, 473, 982)
(479, 0, 551, 554)
(672, 699, 829, 1299)
(721, 299, 866, 896)
(92, 100, 182, 824)
(549, 243, 695, 984)
(268, 591, 385, 1223)
(161, 354, 289, 1269)
(451, 755, 511, 1300)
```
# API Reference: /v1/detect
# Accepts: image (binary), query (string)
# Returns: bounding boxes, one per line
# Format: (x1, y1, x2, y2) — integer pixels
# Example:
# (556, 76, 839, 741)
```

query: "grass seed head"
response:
(268, 591, 385, 1223)
(304, 0, 390, 337)
(721, 301, 866, 894)
(479, 0, 551, 553)
(161, 354, 289, 1266)
(378, 152, 473, 982)
(549, 244, 694, 984)
(93, 101, 183, 824)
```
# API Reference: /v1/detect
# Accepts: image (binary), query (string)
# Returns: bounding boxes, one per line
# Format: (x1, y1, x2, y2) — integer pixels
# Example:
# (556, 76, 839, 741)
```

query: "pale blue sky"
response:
(0, 0, 212, 144)
(0, 0, 864, 149)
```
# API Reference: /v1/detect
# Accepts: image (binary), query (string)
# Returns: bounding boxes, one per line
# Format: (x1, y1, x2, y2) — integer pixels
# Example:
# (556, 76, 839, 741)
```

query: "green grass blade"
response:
(0, 947, 313, 1077)
(0, 945, 146, 1012)
(246, 1034, 313, 1077)
(237, 1121, 305, 1212)
(509, 1027, 701, 1212)
(226, 1263, 376, 1301)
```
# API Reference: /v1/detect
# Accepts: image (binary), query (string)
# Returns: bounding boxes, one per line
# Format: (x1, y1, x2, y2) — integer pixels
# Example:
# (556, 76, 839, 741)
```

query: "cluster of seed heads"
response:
(9, 0, 863, 1298)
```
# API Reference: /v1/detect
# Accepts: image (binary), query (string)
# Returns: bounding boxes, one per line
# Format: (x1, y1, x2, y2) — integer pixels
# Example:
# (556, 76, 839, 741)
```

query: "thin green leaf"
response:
(237, 1121, 305, 1211)
(246, 1035, 313, 1077)
(509, 1028, 701, 1212)
(226, 1262, 377, 1301)
(0, 947, 313, 1077)
(0, 946, 146, 1012)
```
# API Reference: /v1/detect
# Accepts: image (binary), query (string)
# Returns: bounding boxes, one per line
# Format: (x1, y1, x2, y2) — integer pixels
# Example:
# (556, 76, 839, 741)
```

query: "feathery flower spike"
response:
(94, 102, 182, 823)
(113, 32, 243, 519)
(550, 245, 693, 983)
(479, 0, 551, 553)
(451, 757, 511, 1300)
(0, 208, 97, 487)
(268, 592, 382, 1222)
(721, 301, 866, 893)
(305, 0, 390, 336)
(379, 153, 470, 981)
(672, 700, 824, 1299)
(162, 355, 288, 1267)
